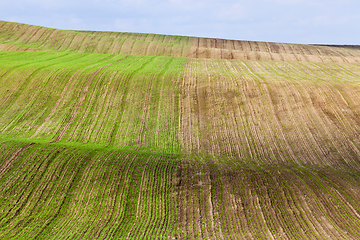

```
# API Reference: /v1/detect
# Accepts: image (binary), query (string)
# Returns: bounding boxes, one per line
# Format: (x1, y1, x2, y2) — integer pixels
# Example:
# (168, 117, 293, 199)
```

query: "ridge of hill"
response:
(1, 20, 360, 63)
(1, 20, 360, 239)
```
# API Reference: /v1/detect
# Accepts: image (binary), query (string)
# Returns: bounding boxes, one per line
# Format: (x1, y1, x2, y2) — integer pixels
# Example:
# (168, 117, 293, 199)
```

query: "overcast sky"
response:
(1, 0, 359, 44)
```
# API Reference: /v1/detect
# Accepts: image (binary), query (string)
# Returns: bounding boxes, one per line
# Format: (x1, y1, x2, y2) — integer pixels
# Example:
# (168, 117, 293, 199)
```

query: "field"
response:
(0, 20, 360, 239)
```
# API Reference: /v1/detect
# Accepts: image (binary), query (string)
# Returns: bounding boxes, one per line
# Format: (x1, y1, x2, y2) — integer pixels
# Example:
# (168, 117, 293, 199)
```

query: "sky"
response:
(0, 0, 359, 44)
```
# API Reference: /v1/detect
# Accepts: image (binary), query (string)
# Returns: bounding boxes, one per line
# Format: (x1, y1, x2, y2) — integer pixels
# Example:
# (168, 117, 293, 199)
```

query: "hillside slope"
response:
(1, 21, 360, 239)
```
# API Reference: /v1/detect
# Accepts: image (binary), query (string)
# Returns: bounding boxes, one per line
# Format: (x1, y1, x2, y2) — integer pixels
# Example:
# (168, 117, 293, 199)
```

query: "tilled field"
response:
(1, 21, 360, 239)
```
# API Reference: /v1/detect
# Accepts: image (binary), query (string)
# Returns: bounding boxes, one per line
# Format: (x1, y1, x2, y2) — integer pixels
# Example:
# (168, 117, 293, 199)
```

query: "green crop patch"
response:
(0, 140, 179, 239)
